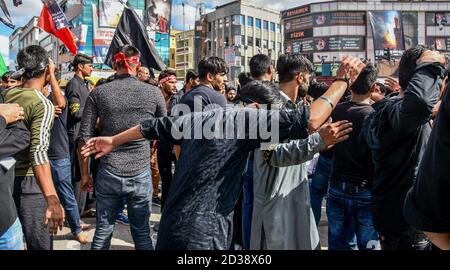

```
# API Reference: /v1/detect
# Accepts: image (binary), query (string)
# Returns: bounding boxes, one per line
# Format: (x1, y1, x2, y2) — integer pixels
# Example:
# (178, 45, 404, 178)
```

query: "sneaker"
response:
(116, 213, 130, 225)
(152, 197, 161, 206)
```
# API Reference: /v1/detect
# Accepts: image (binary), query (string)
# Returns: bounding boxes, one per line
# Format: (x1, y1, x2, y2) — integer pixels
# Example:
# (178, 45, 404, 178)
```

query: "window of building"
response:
(256, 18, 261, 29)
(234, 35, 243, 46)
(270, 22, 275, 32)
(269, 41, 275, 50)
(208, 41, 212, 51)
(256, 38, 261, 47)
(263, 20, 269, 30)
(242, 56, 246, 67)
(219, 19, 223, 29)
(225, 17, 230, 27)
(225, 37, 229, 47)
(247, 16, 253, 27)
(247, 36, 253, 46)
(263, 39, 268, 49)
(277, 42, 282, 50)
(277, 23, 281, 33)
(233, 15, 244, 25)
(208, 22, 212, 32)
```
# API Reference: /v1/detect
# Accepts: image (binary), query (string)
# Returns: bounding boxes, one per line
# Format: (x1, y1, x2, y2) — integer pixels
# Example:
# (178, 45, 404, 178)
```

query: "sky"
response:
(0, 0, 320, 65)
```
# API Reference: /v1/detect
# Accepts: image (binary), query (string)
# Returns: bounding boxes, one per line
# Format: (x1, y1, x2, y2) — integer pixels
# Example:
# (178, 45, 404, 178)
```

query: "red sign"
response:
(282, 5, 310, 19)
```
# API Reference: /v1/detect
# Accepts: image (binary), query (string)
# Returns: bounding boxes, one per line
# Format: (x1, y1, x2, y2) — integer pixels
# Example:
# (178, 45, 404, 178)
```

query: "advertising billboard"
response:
(99, 0, 126, 28)
(92, 4, 116, 64)
(146, 0, 172, 34)
(313, 12, 365, 27)
(369, 11, 405, 60)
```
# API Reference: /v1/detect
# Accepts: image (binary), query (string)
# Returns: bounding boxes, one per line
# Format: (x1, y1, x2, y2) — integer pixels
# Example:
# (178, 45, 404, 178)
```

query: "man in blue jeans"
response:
(327, 63, 379, 250)
(43, 63, 88, 244)
(78, 45, 166, 250)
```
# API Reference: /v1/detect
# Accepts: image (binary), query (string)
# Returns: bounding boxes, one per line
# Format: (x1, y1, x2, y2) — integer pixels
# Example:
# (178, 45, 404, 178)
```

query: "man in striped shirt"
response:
(1, 45, 65, 250)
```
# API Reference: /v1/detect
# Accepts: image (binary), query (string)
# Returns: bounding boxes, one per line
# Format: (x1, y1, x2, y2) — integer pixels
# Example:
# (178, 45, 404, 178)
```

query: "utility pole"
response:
(182, 2, 187, 79)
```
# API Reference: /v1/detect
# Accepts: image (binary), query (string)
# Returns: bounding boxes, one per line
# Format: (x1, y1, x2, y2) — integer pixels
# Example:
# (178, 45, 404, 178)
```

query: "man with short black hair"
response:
(361, 47, 446, 250)
(156, 69, 178, 209)
(249, 54, 274, 81)
(1, 71, 20, 91)
(179, 57, 228, 112)
(2, 45, 65, 250)
(327, 63, 379, 250)
(78, 44, 166, 250)
(66, 53, 93, 214)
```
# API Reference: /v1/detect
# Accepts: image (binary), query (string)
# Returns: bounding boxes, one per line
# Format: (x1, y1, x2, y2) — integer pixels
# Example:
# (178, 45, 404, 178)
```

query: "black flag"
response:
(0, 0, 15, 29)
(104, 6, 166, 71)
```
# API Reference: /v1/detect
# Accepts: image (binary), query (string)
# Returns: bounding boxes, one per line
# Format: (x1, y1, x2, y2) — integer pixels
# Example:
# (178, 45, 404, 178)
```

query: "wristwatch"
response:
(334, 77, 350, 90)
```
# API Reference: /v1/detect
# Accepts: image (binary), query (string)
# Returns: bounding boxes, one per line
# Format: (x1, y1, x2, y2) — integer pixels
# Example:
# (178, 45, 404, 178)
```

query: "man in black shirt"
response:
(327, 63, 378, 250)
(65, 54, 93, 214)
(404, 84, 450, 250)
(361, 47, 446, 250)
(0, 101, 29, 250)
(178, 57, 228, 112)
(44, 65, 88, 244)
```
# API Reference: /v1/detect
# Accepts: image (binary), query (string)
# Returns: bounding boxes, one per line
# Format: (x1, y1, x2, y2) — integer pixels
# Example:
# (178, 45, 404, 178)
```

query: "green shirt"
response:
(2, 88, 55, 177)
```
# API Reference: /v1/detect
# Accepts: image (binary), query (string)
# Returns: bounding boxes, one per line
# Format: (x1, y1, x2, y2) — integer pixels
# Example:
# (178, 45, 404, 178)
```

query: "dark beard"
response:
(298, 83, 309, 98)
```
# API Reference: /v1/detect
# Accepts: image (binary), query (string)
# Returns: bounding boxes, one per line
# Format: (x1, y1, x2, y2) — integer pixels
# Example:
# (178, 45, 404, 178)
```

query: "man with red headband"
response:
(156, 70, 178, 209)
(77, 44, 166, 250)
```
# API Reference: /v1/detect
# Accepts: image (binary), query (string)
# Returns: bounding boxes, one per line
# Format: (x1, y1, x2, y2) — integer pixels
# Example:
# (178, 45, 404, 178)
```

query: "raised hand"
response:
(336, 56, 366, 86)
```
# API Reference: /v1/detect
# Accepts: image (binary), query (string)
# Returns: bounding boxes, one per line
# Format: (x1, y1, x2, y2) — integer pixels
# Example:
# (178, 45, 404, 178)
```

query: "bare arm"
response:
(48, 58, 66, 109)
(424, 232, 450, 250)
(308, 57, 365, 132)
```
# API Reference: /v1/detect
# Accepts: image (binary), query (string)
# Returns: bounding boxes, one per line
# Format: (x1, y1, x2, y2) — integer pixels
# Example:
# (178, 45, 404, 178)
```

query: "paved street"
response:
(54, 202, 329, 250)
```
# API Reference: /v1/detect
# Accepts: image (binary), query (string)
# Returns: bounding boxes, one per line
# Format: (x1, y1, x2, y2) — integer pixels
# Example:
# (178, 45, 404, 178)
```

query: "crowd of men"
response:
(0, 43, 449, 250)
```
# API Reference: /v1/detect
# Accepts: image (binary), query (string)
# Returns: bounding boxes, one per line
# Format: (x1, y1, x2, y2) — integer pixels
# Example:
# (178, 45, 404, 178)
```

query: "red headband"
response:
(114, 52, 140, 71)
(159, 75, 177, 85)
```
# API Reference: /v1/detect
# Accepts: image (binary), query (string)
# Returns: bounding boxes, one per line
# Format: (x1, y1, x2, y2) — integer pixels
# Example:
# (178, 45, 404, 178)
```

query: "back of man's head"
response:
(308, 81, 329, 100)
(250, 54, 272, 79)
(399, 45, 428, 90)
(114, 45, 141, 71)
(185, 69, 199, 83)
(238, 72, 253, 88)
(17, 45, 49, 80)
(351, 63, 378, 95)
(276, 53, 313, 83)
(239, 80, 283, 108)
(198, 57, 228, 80)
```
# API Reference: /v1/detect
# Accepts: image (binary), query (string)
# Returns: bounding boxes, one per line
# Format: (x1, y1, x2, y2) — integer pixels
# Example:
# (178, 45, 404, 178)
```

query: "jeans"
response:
(242, 159, 253, 250)
(50, 158, 82, 236)
(117, 195, 126, 216)
(380, 228, 431, 250)
(309, 155, 332, 226)
(92, 166, 153, 250)
(0, 218, 24, 250)
(327, 182, 380, 250)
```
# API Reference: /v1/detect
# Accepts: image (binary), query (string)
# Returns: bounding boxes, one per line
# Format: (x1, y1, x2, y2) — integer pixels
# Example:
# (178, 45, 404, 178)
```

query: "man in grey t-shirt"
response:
(78, 45, 166, 250)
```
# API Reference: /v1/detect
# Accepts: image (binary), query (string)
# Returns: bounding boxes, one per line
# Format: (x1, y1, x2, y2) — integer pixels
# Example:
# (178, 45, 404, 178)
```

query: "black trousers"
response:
(380, 227, 431, 250)
(14, 193, 52, 250)
(157, 142, 176, 210)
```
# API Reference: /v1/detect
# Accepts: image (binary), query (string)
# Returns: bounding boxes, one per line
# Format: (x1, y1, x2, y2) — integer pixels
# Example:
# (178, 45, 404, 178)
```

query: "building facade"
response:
(19, 17, 39, 51)
(8, 27, 23, 70)
(203, 0, 284, 85)
(175, 29, 195, 80)
(282, 0, 450, 79)
(170, 28, 182, 69)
